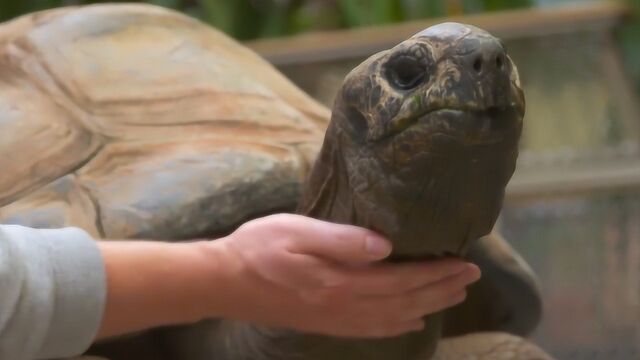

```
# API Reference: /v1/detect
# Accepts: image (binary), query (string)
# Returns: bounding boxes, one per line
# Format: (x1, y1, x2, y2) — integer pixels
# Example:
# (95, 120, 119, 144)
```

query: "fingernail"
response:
(452, 290, 467, 304)
(466, 264, 482, 281)
(365, 234, 392, 257)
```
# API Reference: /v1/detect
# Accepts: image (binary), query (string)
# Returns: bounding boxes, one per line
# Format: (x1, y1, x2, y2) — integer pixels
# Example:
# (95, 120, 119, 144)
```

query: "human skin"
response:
(96, 214, 480, 340)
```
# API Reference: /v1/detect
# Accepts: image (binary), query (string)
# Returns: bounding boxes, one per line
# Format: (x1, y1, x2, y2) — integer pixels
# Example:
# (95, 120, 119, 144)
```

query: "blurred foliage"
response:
(0, 0, 534, 40)
(617, 0, 640, 93)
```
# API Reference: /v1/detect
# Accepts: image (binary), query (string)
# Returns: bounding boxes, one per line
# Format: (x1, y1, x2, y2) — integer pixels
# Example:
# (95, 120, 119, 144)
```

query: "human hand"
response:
(205, 214, 481, 338)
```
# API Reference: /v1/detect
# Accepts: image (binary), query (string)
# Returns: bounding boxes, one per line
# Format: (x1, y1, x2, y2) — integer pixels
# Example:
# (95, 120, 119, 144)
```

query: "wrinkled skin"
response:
(300, 22, 524, 259)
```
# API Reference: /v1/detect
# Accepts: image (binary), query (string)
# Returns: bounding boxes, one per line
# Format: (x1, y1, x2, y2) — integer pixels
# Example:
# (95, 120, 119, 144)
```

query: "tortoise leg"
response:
(442, 231, 543, 337)
(433, 332, 554, 360)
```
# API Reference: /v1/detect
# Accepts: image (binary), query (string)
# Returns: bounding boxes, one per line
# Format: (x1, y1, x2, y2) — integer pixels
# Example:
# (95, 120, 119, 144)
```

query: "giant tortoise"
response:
(0, 4, 550, 360)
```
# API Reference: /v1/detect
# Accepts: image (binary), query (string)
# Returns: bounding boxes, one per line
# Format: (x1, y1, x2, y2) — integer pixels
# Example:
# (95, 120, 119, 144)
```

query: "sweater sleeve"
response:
(0, 225, 106, 360)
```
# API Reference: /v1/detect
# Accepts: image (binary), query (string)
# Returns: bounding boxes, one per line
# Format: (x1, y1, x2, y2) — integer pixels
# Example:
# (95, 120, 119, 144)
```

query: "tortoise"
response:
(0, 4, 550, 360)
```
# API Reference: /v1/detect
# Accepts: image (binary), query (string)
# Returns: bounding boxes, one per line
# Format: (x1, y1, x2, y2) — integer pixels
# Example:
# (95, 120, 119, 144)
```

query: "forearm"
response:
(96, 240, 227, 339)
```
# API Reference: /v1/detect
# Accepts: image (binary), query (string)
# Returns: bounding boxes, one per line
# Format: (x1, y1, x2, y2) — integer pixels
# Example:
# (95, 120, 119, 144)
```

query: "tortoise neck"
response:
(297, 120, 355, 223)
(287, 113, 442, 360)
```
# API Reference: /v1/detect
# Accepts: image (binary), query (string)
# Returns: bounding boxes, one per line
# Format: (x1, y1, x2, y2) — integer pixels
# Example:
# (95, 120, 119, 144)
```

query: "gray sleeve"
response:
(0, 225, 106, 360)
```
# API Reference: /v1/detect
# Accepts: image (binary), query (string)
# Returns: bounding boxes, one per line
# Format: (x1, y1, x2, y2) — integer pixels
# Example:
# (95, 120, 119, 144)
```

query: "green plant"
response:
(0, 0, 538, 40)
(619, 0, 640, 93)
(338, 0, 403, 26)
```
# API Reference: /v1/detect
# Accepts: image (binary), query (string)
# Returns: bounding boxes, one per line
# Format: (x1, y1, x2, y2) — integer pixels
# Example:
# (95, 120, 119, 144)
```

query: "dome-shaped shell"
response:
(0, 4, 329, 239)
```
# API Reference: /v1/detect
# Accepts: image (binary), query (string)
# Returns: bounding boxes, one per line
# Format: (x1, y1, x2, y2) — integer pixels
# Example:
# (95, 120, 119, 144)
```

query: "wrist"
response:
(190, 237, 247, 320)
(167, 241, 223, 324)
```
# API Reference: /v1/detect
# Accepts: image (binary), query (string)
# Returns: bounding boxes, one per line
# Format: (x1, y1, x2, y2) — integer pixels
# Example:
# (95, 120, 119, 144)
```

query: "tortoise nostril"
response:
(465, 39, 507, 76)
(473, 57, 483, 73)
(496, 55, 504, 70)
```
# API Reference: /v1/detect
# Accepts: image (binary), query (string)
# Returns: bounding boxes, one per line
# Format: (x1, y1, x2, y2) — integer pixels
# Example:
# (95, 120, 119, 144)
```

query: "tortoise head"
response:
(300, 23, 524, 259)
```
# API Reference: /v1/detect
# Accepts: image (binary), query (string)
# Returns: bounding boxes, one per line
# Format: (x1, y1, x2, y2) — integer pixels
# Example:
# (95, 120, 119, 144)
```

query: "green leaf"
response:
(462, 0, 485, 13)
(199, 0, 237, 35)
(257, 3, 291, 38)
(197, 0, 263, 39)
(482, 0, 534, 11)
(289, 1, 344, 33)
(401, 0, 447, 19)
(339, 0, 403, 27)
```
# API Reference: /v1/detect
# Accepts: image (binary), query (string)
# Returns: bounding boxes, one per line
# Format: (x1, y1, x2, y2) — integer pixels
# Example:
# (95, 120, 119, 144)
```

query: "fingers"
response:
(344, 258, 469, 296)
(325, 265, 479, 338)
(347, 264, 479, 321)
(282, 256, 476, 306)
(292, 264, 480, 338)
(280, 214, 392, 263)
(396, 264, 481, 320)
(284, 257, 471, 299)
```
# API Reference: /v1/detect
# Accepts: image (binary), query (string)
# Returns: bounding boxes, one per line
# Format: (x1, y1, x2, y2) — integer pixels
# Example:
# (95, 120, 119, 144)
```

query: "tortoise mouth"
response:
(382, 105, 519, 147)
(409, 106, 518, 146)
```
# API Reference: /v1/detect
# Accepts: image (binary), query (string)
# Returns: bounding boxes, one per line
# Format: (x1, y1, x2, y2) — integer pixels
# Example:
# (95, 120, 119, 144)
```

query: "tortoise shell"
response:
(0, 4, 329, 239)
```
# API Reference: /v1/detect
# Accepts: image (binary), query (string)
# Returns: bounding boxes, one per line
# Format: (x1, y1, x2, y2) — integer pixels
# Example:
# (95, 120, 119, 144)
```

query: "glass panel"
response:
(509, 31, 639, 166)
(499, 191, 640, 359)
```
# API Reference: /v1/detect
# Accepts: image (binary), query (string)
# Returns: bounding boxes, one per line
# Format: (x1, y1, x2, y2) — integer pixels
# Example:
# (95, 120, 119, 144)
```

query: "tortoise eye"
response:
(385, 55, 428, 90)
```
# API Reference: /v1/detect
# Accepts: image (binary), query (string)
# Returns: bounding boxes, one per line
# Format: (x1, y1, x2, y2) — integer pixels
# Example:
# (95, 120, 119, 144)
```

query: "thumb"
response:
(287, 216, 393, 264)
